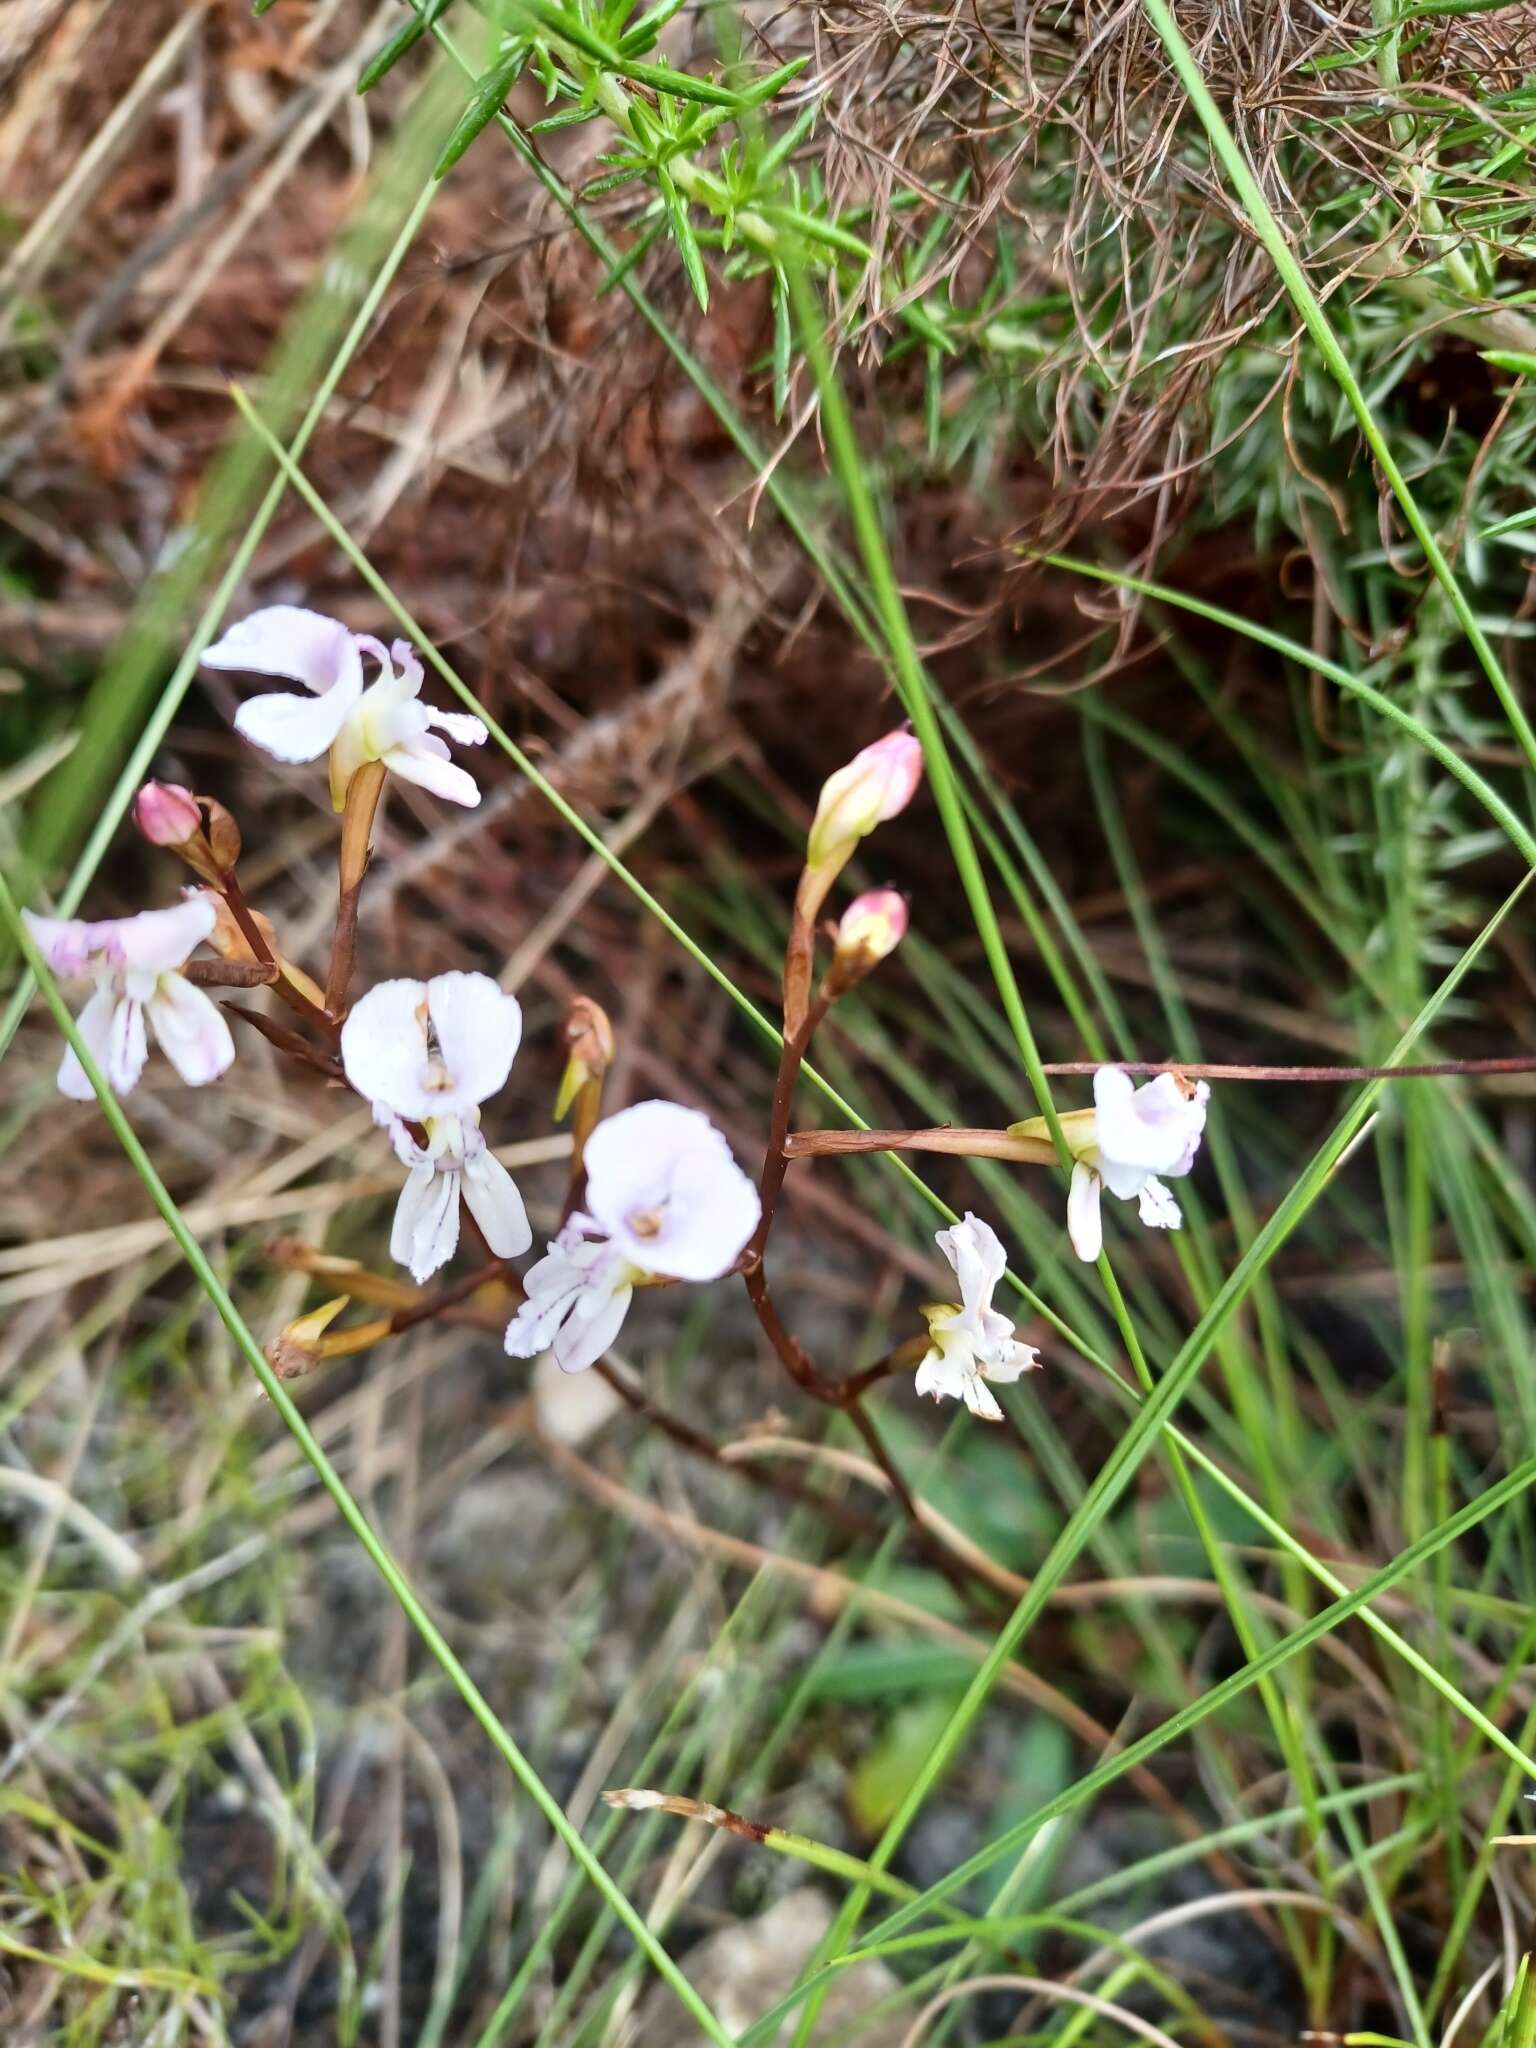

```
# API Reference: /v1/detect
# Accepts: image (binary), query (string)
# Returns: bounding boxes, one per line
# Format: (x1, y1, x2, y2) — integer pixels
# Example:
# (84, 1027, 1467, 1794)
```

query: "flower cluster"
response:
(21, 604, 1216, 1435)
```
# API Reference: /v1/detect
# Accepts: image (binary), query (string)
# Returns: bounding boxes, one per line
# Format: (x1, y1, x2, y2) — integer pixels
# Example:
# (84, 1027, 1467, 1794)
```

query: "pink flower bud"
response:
(807, 730, 923, 870)
(133, 780, 202, 848)
(836, 888, 909, 969)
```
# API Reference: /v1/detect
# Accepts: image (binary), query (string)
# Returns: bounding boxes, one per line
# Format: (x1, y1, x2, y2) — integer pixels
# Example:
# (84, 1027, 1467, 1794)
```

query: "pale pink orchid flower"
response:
(1063, 1067, 1210, 1264)
(506, 1099, 760, 1374)
(23, 897, 234, 1101)
(914, 1212, 1040, 1422)
(202, 606, 487, 810)
(340, 971, 531, 1284)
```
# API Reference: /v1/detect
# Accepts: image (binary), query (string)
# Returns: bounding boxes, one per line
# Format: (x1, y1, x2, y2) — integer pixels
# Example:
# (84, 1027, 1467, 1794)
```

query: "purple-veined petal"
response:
(147, 975, 235, 1087)
(113, 897, 217, 976)
(390, 1163, 460, 1284)
(22, 912, 96, 979)
(554, 1275, 632, 1373)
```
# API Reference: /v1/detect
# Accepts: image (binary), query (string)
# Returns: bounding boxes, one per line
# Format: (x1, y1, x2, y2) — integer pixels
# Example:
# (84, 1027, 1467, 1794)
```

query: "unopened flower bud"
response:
(556, 996, 616, 1121)
(836, 889, 908, 969)
(134, 780, 202, 848)
(265, 1295, 350, 1381)
(806, 730, 923, 872)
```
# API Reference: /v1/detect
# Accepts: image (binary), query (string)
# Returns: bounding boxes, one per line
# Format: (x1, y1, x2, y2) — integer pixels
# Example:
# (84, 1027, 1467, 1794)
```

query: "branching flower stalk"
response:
(21, 595, 1536, 1638)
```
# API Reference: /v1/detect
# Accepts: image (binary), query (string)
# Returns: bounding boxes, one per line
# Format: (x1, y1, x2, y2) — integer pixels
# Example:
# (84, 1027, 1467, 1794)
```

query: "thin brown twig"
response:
(784, 1126, 1056, 1163)
(220, 868, 336, 1036)
(224, 1004, 345, 1083)
(1040, 1057, 1536, 1081)
(743, 974, 1000, 1615)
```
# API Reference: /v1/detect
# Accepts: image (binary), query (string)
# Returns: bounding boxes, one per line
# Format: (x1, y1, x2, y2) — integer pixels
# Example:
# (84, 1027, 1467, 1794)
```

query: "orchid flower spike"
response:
(506, 1099, 760, 1374)
(914, 1213, 1039, 1421)
(1043, 1068, 1210, 1264)
(340, 972, 531, 1285)
(202, 607, 487, 811)
(23, 898, 234, 1100)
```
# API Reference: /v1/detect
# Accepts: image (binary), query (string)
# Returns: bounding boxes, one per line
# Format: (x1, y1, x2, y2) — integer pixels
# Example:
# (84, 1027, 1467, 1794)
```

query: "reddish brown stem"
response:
(184, 959, 279, 989)
(220, 869, 334, 1036)
(1041, 1057, 1536, 1082)
(742, 993, 999, 1618)
(224, 1003, 344, 1082)
(590, 1360, 886, 1546)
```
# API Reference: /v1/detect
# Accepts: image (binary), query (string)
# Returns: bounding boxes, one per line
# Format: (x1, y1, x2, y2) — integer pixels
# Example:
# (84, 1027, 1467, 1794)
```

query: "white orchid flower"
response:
(1016, 1067, 1210, 1264)
(506, 1099, 760, 1373)
(913, 1212, 1040, 1422)
(340, 971, 531, 1284)
(202, 606, 487, 810)
(23, 898, 234, 1101)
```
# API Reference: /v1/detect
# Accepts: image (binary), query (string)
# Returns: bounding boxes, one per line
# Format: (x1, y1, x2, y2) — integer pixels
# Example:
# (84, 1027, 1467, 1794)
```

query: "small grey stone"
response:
(637, 1885, 908, 2046)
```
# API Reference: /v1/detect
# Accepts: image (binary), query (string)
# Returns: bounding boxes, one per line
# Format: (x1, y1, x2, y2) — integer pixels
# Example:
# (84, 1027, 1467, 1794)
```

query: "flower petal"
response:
(462, 1148, 532, 1258)
(390, 1164, 460, 1284)
(55, 985, 123, 1100)
(984, 1337, 1041, 1383)
(112, 897, 217, 975)
(340, 978, 430, 1116)
(384, 738, 482, 807)
(914, 1342, 970, 1406)
(1067, 1160, 1103, 1263)
(583, 1099, 760, 1281)
(1137, 1176, 1183, 1231)
(936, 1212, 1006, 1323)
(960, 1374, 1004, 1422)
(425, 705, 488, 747)
(22, 912, 95, 979)
(235, 683, 359, 765)
(554, 1275, 632, 1373)
(147, 976, 235, 1087)
(203, 606, 360, 694)
(426, 972, 521, 1107)
(1093, 1067, 1208, 1180)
